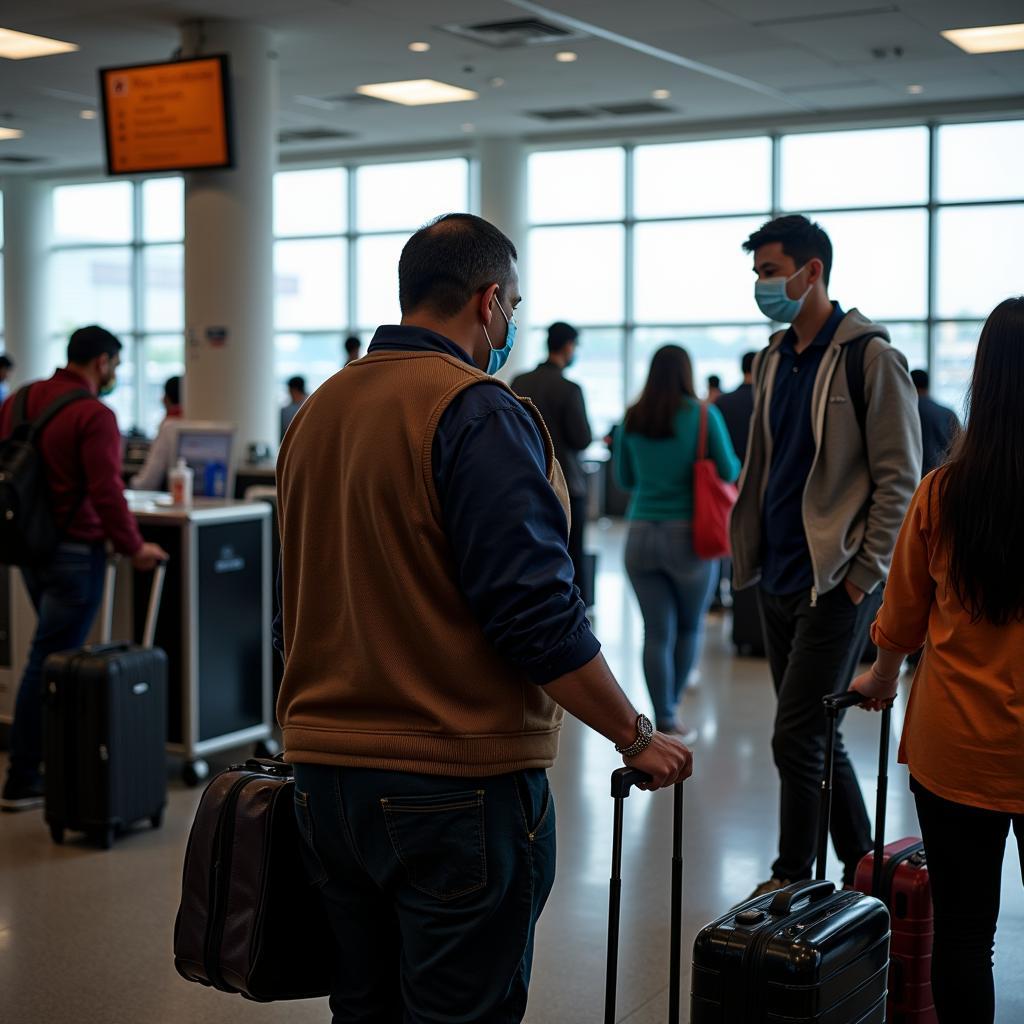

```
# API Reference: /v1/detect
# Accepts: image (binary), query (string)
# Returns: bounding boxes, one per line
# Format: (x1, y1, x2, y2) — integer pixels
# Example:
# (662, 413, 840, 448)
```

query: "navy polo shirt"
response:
(761, 303, 845, 596)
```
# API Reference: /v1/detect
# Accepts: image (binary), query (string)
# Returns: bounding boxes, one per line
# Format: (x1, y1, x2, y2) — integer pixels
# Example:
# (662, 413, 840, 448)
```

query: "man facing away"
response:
(511, 321, 593, 597)
(715, 351, 757, 464)
(911, 368, 961, 477)
(0, 326, 168, 810)
(730, 215, 921, 899)
(280, 375, 308, 440)
(276, 213, 690, 1023)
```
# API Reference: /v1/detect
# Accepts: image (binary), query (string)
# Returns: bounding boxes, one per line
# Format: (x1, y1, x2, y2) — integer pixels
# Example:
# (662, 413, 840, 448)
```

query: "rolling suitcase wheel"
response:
(150, 807, 164, 830)
(96, 827, 115, 850)
(49, 823, 64, 845)
(183, 759, 209, 788)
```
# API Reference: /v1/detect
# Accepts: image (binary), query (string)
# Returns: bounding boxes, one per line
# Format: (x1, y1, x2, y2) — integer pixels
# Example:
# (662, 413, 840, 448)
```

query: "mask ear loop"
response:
(788, 261, 816, 304)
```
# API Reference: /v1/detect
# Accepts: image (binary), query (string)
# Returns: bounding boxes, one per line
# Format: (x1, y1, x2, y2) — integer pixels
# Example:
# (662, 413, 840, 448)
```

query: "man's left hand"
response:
(843, 578, 866, 606)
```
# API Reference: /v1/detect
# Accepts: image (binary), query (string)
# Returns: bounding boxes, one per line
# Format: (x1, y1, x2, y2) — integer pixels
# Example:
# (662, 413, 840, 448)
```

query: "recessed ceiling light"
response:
(906, 84, 924, 95)
(356, 79, 479, 106)
(652, 88, 671, 100)
(490, 77, 506, 88)
(941, 22, 1024, 54)
(0, 27, 78, 60)
(461, 123, 475, 133)
(555, 51, 578, 63)
(0, 126, 24, 140)
(408, 41, 431, 53)
(80, 109, 97, 120)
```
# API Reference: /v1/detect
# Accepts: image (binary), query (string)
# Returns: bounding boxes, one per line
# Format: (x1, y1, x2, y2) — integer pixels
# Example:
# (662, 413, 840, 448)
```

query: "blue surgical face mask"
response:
(484, 296, 517, 375)
(754, 264, 812, 323)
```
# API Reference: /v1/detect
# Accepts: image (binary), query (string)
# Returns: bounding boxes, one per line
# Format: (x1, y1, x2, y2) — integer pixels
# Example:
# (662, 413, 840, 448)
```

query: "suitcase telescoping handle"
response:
(605, 768, 684, 1024)
(818, 692, 893, 895)
(98, 556, 168, 648)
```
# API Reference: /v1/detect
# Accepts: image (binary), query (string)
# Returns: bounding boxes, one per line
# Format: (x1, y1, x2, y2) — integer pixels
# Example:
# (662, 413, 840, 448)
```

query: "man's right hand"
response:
(624, 732, 693, 790)
(132, 542, 169, 571)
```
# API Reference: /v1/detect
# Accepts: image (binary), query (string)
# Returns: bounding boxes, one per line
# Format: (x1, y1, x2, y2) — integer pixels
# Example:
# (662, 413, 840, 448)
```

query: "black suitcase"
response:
(43, 560, 168, 849)
(731, 584, 765, 657)
(604, 768, 685, 1023)
(690, 693, 892, 1022)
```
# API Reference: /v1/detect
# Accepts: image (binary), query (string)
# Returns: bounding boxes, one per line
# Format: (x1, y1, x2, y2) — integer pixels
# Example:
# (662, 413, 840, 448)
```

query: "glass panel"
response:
(274, 167, 347, 236)
(634, 138, 771, 219)
(142, 177, 184, 242)
(275, 333, 344, 397)
(139, 334, 185, 437)
(809, 209, 928, 319)
(634, 217, 764, 324)
(274, 238, 346, 330)
(141, 244, 183, 332)
(50, 247, 133, 335)
(528, 148, 625, 224)
(938, 120, 1024, 202)
(355, 234, 405, 328)
(632, 326, 772, 405)
(886, 323, 928, 376)
(936, 204, 1024, 319)
(356, 158, 469, 233)
(781, 127, 928, 210)
(53, 181, 133, 244)
(101, 335, 137, 431)
(933, 321, 982, 416)
(527, 225, 625, 325)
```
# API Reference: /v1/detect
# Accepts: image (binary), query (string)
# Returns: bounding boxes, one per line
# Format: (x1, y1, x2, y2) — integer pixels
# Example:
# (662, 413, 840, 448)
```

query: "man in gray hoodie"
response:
(731, 216, 921, 900)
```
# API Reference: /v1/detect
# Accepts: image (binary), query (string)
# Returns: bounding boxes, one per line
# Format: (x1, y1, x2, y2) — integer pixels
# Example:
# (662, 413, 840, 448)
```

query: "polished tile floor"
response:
(1, 520, 1021, 1023)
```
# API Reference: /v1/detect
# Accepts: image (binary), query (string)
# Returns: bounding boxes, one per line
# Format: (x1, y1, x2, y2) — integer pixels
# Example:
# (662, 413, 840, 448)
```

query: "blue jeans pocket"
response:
(293, 788, 329, 888)
(381, 789, 487, 901)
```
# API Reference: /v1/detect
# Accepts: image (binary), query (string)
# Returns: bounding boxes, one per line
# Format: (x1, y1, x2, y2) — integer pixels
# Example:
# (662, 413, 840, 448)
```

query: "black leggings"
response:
(911, 777, 1024, 1023)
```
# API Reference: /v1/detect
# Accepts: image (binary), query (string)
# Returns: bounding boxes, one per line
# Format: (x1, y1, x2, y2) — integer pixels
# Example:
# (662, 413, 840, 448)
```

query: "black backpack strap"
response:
(27, 389, 96, 442)
(11, 386, 32, 431)
(844, 333, 878, 445)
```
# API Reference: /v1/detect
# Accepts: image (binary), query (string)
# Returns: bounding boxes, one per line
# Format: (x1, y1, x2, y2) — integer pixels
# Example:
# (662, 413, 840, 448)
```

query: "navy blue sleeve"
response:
(433, 383, 601, 685)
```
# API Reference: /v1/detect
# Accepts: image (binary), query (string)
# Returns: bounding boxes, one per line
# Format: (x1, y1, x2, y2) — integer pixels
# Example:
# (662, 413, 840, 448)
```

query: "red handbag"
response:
(693, 403, 738, 559)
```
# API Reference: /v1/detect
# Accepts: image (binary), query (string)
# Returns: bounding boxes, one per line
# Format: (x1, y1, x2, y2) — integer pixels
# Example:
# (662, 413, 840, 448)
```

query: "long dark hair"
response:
(939, 296, 1024, 624)
(624, 345, 696, 439)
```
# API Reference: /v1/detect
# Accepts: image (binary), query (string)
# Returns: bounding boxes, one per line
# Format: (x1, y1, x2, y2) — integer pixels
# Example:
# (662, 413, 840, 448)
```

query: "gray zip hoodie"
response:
(730, 308, 922, 600)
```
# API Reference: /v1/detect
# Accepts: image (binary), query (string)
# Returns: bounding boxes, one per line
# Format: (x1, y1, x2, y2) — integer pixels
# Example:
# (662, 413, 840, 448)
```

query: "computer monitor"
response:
(172, 422, 236, 500)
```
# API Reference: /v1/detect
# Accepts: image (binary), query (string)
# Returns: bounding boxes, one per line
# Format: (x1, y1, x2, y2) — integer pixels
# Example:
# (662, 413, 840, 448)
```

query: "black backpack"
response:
(0, 386, 94, 566)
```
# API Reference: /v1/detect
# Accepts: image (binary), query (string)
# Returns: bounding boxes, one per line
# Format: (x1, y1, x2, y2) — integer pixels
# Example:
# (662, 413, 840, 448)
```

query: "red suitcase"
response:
(826, 693, 936, 1024)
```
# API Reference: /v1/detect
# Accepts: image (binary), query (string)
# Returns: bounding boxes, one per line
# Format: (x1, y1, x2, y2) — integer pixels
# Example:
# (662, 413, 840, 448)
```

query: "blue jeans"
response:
(624, 521, 714, 729)
(293, 764, 556, 1024)
(7, 543, 107, 787)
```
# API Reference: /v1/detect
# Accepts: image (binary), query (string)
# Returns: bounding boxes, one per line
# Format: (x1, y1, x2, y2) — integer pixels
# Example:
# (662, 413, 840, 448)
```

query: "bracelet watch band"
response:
(615, 713, 654, 758)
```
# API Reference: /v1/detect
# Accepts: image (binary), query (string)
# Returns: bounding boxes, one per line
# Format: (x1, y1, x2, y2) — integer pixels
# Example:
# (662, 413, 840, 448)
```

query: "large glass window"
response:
(50, 179, 184, 434)
(273, 157, 471, 393)
(937, 120, 1024, 203)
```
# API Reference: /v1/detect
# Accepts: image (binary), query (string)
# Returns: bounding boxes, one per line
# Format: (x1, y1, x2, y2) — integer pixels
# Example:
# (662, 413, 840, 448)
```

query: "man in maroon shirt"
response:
(0, 326, 167, 810)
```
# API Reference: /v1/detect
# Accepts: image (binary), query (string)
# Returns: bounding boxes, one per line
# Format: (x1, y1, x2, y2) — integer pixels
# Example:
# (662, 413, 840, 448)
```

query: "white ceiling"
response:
(0, 0, 1021, 171)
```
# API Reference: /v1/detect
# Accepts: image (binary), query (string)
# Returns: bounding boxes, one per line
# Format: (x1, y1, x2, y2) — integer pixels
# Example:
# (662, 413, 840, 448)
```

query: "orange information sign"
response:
(100, 55, 233, 175)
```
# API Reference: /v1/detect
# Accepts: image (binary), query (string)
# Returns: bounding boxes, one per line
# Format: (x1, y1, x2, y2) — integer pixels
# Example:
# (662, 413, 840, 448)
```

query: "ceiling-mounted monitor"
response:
(99, 55, 234, 175)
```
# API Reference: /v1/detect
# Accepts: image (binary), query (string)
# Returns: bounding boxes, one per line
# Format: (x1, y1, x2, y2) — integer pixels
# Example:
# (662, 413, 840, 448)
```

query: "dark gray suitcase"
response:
(43, 561, 167, 848)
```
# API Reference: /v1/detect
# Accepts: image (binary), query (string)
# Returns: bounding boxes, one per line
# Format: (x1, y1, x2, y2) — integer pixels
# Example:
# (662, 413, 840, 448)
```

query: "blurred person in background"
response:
(911, 368, 961, 477)
(280, 375, 308, 440)
(613, 345, 740, 741)
(344, 335, 362, 365)
(706, 374, 722, 404)
(129, 375, 183, 491)
(851, 297, 1024, 1024)
(715, 351, 757, 464)
(512, 321, 592, 596)
(0, 355, 15, 404)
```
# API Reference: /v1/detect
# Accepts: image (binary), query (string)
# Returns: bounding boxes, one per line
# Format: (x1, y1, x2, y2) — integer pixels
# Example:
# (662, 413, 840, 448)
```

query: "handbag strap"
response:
(696, 401, 710, 461)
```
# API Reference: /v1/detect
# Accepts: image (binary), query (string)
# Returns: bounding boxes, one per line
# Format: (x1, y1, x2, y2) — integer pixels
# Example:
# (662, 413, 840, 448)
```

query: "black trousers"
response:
(568, 494, 587, 598)
(759, 584, 880, 883)
(911, 776, 1023, 1024)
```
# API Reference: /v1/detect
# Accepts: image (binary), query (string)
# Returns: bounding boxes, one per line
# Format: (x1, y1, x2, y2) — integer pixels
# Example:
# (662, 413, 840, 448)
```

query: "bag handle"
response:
(769, 880, 835, 916)
(696, 401, 710, 461)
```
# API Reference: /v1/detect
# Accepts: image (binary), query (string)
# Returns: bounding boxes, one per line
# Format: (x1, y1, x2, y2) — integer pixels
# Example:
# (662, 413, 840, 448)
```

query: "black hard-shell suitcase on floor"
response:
(690, 693, 892, 1022)
(731, 585, 765, 657)
(43, 560, 167, 849)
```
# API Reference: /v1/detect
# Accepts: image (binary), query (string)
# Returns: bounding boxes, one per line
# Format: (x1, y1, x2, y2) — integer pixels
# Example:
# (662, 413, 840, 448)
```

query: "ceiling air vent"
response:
(441, 18, 585, 49)
(597, 101, 675, 117)
(526, 107, 601, 122)
(278, 128, 355, 144)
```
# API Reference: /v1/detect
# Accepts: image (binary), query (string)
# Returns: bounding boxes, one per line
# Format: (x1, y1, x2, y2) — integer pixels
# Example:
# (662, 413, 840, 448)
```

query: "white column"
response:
(180, 20, 276, 456)
(477, 138, 532, 379)
(2, 175, 53, 385)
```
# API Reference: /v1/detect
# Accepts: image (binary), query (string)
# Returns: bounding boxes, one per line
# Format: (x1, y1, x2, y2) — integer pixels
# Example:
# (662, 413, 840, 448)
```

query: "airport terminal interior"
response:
(0, 1, 1022, 1022)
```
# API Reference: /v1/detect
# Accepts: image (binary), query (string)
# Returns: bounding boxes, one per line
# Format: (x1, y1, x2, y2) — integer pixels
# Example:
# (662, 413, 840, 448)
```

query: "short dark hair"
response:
(741, 351, 757, 375)
(164, 376, 181, 406)
(547, 321, 578, 354)
(67, 325, 122, 366)
(911, 369, 929, 390)
(344, 335, 361, 355)
(743, 215, 833, 287)
(399, 213, 518, 319)
(708, 375, 721, 389)
(287, 376, 306, 393)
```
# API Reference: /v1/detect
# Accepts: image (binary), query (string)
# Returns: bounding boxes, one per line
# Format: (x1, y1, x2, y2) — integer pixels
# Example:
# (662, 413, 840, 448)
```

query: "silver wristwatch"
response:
(615, 714, 654, 757)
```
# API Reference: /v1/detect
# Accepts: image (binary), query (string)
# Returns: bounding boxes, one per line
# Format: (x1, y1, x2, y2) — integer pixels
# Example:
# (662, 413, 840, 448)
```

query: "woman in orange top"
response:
(851, 296, 1024, 1024)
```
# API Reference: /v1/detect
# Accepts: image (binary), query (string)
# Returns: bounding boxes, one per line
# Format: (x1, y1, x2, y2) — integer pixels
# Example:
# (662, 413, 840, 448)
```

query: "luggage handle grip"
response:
(823, 691, 895, 715)
(768, 880, 836, 916)
(610, 767, 651, 799)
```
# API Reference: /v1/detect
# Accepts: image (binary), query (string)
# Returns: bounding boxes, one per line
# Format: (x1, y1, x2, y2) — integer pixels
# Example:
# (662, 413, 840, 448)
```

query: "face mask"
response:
(99, 378, 117, 397)
(484, 296, 517, 375)
(754, 264, 812, 323)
